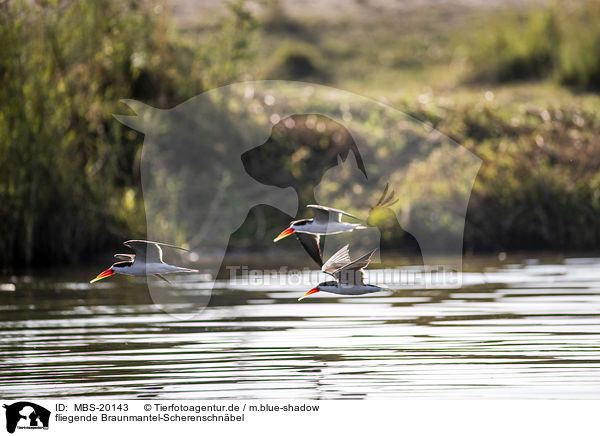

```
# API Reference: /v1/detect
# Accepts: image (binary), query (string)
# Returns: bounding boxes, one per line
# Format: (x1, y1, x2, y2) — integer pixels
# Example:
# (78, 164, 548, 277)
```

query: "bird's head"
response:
(89, 261, 132, 283)
(298, 280, 337, 300)
(273, 219, 310, 242)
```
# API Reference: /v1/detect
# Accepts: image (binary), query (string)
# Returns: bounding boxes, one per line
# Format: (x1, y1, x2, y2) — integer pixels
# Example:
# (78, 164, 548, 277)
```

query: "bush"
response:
(404, 93, 600, 252)
(265, 42, 325, 80)
(467, 1, 600, 91)
(0, 0, 258, 267)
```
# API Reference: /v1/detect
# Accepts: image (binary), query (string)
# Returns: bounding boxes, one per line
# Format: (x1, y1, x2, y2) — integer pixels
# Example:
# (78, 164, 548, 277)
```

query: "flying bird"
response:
(298, 244, 383, 300)
(90, 240, 198, 284)
(273, 183, 397, 267)
(273, 205, 366, 266)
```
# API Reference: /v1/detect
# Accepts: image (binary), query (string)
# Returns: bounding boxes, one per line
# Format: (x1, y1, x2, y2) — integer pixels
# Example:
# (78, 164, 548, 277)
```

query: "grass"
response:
(3, 0, 600, 268)
(257, 3, 465, 94)
(0, 0, 259, 268)
(466, 1, 600, 90)
(250, 0, 600, 253)
(392, 84, 600, 252)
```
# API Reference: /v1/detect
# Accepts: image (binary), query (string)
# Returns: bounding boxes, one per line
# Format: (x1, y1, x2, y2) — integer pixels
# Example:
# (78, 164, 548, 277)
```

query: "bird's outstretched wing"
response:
(123, 240, 189, 264)
(295, 233, 323, 267)
(372, 183, 398, 209)
(333, 248, 377, 285)
(114, 253, 135, 261)
(322, 245, 352, 276)
(154, 273, 172, 284)
(307, 205, 361, 223)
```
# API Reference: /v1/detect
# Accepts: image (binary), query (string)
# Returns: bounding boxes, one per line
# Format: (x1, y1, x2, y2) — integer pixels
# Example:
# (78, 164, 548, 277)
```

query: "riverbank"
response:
(2, 0, 599, 268)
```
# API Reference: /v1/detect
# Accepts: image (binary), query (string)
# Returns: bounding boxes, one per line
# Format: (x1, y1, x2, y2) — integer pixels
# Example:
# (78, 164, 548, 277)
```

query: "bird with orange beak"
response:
(90, 240, 198, 284)
(274, 204, 366, 267)
(274, 185, 398, 267)
(298, 244, 382, 300)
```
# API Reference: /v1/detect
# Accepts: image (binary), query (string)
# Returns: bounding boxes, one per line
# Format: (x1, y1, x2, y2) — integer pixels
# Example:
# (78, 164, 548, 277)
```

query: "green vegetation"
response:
(467, 1, 600, 90)
(252, 0, 600, 253)
(2, 0, 600, 268)
(265, 42, 326, 80)
(0, 0, 257, 267)
(395, 86, 600, 252)
(256, 0, 462, 93)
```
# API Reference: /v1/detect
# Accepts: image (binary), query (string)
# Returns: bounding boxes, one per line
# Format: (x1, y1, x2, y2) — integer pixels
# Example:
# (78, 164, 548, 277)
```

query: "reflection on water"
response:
(2, 256, 600, 399)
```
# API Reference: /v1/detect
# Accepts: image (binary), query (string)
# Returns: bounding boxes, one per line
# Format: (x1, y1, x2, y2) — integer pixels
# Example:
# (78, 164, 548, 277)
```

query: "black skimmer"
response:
(298, 244, 383, 300)
(90, 240, 198, 283)
(273, 184, 397, 266)
(273, 205, 366, 266)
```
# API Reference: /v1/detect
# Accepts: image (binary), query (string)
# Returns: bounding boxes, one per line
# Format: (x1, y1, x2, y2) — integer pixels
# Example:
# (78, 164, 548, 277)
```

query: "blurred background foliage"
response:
(467, 1, 600, 89)
(0, 0, 258, 267)
(1, 0, 600, 268)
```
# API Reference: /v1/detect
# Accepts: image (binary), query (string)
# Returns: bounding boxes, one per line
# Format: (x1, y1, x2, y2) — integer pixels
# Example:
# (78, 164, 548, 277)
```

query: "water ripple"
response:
(1, 259, 600, 399)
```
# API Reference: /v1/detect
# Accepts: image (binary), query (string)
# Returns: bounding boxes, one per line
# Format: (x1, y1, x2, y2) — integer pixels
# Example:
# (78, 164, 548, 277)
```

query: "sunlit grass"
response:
(465, 0, 600, 90)
(3, 0, 600, 267)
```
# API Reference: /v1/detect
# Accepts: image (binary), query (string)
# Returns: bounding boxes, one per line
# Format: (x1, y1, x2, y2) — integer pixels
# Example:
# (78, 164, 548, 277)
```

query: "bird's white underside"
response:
(113, 262, 195, 276)
(318, 284, 382, 295)
(293, 221, 364, 235)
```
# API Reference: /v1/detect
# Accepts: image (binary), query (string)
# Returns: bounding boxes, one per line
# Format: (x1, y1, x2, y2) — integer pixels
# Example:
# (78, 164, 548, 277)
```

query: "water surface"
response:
(2, 256, 600, 399)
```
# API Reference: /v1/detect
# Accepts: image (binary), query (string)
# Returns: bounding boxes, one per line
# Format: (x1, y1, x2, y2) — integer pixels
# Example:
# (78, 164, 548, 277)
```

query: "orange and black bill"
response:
(90, 268, 115, 283)
(273, 227, 294, 242)
(298, 287, 319, 301)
